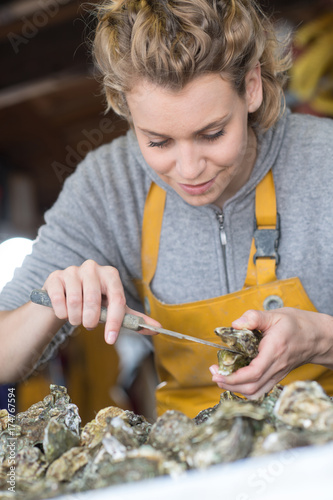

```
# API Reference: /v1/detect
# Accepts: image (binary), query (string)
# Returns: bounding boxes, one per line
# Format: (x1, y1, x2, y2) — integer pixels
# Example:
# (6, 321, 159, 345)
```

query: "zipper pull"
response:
(216, 211, 227, 246)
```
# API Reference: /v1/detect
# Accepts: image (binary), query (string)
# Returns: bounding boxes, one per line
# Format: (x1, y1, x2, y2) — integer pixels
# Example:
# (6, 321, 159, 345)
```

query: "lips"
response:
(178, 177, 216, 195)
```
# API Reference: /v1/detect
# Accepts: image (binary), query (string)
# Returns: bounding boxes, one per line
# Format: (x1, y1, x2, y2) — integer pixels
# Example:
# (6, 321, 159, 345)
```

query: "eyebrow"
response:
(138, 115, 230, 138)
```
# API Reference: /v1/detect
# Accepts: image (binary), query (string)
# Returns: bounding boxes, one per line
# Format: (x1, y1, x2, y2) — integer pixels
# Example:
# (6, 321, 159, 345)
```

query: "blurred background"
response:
(0, 0, 332, 423)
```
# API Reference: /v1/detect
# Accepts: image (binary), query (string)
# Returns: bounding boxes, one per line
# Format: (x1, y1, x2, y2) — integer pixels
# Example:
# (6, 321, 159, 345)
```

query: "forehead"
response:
(126, 74, 238, 130)
(127, 73, 234, 104)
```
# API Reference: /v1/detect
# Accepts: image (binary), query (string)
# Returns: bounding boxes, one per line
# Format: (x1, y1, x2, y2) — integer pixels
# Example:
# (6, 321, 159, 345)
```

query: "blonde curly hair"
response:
(93, 0, 291, 130)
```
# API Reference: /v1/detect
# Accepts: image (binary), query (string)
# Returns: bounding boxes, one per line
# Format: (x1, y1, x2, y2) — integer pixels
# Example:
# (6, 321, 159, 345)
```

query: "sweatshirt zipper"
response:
(216, 211, 230, 293)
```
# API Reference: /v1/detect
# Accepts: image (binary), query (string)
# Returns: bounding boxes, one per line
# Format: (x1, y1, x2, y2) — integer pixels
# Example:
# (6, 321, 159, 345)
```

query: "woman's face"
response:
(126, 71, 262, 208)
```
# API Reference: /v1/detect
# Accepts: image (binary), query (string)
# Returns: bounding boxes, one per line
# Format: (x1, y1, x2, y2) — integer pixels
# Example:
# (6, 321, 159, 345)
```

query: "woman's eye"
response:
(148, 139, 169, 148)
(202, 129, 225, 142)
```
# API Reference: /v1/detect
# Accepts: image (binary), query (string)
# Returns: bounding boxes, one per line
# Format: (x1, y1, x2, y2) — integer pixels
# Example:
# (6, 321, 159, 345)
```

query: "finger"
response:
(211, 353, 289, 399)
(232, 309, 275, 332)
(100, 268, 127, 344)
(216, 363, 287, 399)
(44, 272, 67, 320)
(63, 268, 83, 326)
(209, 364, 219, 375)
(81, 268, 102, 330)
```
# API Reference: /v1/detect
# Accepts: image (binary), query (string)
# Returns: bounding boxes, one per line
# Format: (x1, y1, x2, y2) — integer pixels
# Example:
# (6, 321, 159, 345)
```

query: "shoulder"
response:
(79, 130, 146, 180)
(272, 112, 333, 201)
(61, 130, 152, 200)
(272, 111, 333, 178)
(283, 111, 333, 152)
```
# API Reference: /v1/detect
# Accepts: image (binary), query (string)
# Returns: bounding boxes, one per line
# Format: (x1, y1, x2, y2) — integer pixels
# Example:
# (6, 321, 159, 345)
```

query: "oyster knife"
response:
(30, 289, 241, 353)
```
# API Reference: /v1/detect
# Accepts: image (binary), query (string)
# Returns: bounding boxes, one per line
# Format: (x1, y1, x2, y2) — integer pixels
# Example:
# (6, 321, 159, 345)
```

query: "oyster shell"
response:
(216, 350, 249, 375)
(215, 327, 262, 357)
(215, 327, 262, 375)
(181, 399, 267, 469)
(147, 410, 196, 459)
(219, 390, 244, 402)
(0, 411, 8, 432)
(184, 415, 253, 468)
(43, 418, 80, 463)
(79, 445, 168, 492)
(11, 446, 48, 482)
(274, 380, 333, 430)
(193, 403, 219, 425)
(251, 427, 333, 456)
(46, 446, 93, 482)
(81, 406, 150, 449)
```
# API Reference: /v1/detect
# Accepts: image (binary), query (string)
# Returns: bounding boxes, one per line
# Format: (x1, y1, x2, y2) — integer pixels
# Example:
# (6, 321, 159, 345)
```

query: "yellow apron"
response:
(136, 170, 333, 417)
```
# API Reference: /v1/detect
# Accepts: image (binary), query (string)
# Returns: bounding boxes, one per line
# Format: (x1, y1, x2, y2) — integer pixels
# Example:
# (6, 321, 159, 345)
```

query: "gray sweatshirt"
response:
(1, 109, 333, 366)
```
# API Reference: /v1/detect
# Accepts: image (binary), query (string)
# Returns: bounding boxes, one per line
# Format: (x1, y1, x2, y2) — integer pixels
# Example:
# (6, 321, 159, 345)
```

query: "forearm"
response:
(0, 302, 65, 383)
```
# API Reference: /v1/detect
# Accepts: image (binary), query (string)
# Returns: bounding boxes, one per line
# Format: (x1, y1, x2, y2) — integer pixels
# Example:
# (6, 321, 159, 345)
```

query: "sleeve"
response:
(0, 142, 146, 367)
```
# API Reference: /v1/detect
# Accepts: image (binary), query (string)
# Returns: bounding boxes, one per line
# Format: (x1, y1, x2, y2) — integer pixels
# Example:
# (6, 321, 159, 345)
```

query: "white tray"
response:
(56, 441, 333, 500)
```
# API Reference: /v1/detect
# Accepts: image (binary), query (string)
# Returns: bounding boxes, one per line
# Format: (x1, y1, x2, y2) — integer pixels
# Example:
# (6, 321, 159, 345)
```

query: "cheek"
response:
(222, 128, 249, 165)
(209, 139, 244, 168)
(140, 148, 172, 175)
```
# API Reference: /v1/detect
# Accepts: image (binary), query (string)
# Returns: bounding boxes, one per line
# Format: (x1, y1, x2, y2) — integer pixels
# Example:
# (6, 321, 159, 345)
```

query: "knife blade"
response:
(30, 289, 241, 353)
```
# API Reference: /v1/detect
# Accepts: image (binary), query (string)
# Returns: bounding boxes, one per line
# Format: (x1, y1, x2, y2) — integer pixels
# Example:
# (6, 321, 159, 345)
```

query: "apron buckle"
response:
(253, 213, 280, 264)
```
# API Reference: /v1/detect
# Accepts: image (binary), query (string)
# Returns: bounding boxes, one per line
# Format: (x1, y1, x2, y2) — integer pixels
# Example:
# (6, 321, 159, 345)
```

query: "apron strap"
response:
(141, 182, 166, 285)
(244, 169, 279, 287)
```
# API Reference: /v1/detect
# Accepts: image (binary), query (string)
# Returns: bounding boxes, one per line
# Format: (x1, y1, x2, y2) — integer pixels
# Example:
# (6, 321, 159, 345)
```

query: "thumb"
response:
(232, 309, 273, 332)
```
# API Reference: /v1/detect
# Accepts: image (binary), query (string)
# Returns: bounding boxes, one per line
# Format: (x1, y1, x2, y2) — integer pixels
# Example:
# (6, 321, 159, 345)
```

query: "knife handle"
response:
(30, 289, 145, 332)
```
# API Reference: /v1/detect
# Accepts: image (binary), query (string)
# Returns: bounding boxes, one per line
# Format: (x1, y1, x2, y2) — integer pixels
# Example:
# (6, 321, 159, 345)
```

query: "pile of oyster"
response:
(1, 329, 333, 499)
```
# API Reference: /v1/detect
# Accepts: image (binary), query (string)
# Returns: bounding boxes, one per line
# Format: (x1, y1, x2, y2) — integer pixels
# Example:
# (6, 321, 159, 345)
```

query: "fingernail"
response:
(209, 365, 218, 375)
(106, 331, 117, 344)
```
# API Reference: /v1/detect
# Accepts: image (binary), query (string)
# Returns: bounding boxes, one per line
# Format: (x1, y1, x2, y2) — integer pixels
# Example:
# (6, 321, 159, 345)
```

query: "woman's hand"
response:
(43, 259, 160, 344)
(209, 307, 333, 399)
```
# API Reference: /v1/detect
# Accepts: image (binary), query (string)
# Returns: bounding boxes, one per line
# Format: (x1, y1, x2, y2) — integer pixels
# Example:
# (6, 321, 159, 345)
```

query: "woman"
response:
(1, 0, 333, 418)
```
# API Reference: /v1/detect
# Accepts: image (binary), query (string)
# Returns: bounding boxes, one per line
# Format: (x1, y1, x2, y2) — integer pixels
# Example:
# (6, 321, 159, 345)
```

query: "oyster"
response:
(81, 406, 150, 449)
(101, 432, 127, 460)
(106, 415, 146, 449)
(216, 350, 249, 375)
(147, 410, 196, 458)
(43, 418, 80, 463)
(180, 399, 268, 469)
(193, 403, 219, 425)
(215, 327, 262, 375)
(184, 414, 250, 468)
(46, 446, 93, 482)
(11, 446, 47, 482)
(251, 427, 333, 456)
(79, 445, 169, 492)
(258, 384, 284, 425)
(0, 445, 48, 498)
(0, 411, 8, 432)
(274, 380, 333, 430)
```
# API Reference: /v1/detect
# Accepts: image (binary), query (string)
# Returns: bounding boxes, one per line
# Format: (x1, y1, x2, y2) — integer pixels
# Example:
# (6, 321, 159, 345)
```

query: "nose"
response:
(175, 142, 206, 180)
